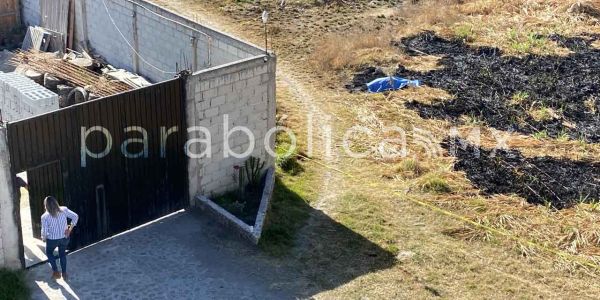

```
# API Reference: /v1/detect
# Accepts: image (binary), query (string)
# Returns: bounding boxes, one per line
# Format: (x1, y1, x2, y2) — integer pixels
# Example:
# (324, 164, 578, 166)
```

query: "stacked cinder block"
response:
(0, 72, 59, 122)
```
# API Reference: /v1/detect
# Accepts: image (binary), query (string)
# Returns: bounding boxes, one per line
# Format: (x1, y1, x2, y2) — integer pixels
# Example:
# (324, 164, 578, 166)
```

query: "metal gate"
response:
(7, 78, 188, 249)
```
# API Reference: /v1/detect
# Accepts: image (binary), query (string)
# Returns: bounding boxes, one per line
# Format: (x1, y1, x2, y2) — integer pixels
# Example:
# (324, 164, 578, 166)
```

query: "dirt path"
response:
(149, 0, 341, 213)
(145, 1, 600, 298)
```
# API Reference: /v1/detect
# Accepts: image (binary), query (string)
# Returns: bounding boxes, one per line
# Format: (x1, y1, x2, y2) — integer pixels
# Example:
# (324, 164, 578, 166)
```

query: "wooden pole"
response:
(67, 0, 75, 49)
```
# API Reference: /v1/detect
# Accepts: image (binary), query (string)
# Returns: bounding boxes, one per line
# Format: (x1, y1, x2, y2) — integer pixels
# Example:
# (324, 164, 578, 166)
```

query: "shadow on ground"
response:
(27, 178, 396, 299)
(350, 31, 600, 142)
(443, 137, 600, 208)
(262, 177, 397, 295)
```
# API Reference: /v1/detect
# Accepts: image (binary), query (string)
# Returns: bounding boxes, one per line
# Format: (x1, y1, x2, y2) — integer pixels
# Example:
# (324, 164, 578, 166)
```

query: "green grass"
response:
(396, 158, 427, 178)
(508, 30, 548, 54)
(556, 130, 570, 142)
(259, 176, 313, 255)
(533, 130, 549, 140)
(275, 145, 304, 176)
(337, 193, 400, 254)
(212, 192, 260, 226)
(510, 91, 530, 106)
(420, 174, 452, 194)
(0, 268, 29, 300)
(454, 23, 475, 42)
(529, 107, 555, 122)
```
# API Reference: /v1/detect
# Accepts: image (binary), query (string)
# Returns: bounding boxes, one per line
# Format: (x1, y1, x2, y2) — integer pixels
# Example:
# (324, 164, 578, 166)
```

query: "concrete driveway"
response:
(26, 209, 301, 299)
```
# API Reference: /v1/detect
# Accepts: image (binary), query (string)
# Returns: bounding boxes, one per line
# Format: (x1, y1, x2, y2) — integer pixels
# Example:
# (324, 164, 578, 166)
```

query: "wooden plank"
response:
(0, 0, 19, 33)
(12, 0, 19, 25)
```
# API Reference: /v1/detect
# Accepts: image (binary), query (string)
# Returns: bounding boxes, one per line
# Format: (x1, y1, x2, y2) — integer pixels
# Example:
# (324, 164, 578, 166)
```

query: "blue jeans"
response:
(46, 238, 68, 273)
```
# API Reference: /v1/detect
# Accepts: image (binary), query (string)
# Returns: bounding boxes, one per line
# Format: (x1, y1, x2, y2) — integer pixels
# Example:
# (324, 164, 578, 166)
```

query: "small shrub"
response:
(420, 174, 452, 194)
(509, 91, 530, 106)
(454, 24, 475, 42)
(396, 158, 427, 178)
(277, 155, 303, 175)
(275, 132, 303, 175)
(529, 107, 556, 122)
(533, 130, 549, 140)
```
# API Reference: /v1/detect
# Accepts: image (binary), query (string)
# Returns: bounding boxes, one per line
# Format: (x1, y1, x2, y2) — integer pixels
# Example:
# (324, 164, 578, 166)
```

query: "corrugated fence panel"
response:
(6, 78, 188, 249)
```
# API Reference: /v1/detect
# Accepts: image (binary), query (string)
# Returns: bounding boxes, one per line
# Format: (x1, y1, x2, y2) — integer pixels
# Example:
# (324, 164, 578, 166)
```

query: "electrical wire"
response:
(101, 0, 178, 75)
(121, 0, 210, 39)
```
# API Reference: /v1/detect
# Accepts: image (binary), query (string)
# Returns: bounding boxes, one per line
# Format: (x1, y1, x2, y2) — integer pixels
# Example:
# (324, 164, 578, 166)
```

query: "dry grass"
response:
(395, 158, 428, 179)
(312, 32, 397, 71)
(397, 0, 464, 28)
(311, 0, 600, 90)
(347, 85, 600, 270)
(152, 0, 600, 297)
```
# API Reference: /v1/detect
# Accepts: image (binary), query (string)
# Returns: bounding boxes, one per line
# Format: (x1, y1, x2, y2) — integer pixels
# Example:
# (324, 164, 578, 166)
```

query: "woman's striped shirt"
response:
(41, 207, 79, 240)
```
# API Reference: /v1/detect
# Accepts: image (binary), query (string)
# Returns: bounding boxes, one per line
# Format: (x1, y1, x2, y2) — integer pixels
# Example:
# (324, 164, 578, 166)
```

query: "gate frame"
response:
(5, 75, 190, 269)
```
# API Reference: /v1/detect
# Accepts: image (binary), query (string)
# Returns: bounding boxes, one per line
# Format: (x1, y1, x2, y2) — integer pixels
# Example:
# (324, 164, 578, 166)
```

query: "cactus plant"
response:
(244, 156, 265, 192)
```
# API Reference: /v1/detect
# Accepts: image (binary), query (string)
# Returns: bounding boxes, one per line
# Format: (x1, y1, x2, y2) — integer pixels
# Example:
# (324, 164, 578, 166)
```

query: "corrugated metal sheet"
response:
(39, 0, 69, 47)
(7, 78, 189, 249)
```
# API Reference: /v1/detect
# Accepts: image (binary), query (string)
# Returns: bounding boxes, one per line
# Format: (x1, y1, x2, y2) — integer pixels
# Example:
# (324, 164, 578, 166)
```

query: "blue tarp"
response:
(367, 76, 420, 93)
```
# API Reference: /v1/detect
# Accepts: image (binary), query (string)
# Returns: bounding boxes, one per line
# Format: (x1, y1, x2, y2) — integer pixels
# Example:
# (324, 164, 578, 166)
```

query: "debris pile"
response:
(21, 26, 64, 53)
(1, 22, 153, 109)
(12, 50, 133, 98)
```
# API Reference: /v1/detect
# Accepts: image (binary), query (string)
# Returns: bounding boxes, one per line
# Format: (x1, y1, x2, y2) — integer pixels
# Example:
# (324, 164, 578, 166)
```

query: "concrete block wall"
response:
(21, 0, 40, 26)
(81, 0, 264, 83)
(0, 128, 22, 269)
(187, 55, 276, 199)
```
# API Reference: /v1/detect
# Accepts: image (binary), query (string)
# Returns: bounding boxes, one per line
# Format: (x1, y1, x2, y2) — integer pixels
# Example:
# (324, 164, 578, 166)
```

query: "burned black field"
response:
(443, 138, 600, 208)
(350, 31, 600, 141)
(399, 31, 600, 142)
(348, 31, 600, 208)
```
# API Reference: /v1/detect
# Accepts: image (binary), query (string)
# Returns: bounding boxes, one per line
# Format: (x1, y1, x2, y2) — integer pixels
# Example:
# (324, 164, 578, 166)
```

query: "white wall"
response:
(187, 55, 276, 199)
(20, 0, 265, 82)
(21, 0, 40, 27)
(81, 0, 264, 82)
(0, 128, 22, 269)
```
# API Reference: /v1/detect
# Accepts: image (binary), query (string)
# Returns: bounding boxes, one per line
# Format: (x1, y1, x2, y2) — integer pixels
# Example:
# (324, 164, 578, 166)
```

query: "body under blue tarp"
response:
(367, 76, 420, 93)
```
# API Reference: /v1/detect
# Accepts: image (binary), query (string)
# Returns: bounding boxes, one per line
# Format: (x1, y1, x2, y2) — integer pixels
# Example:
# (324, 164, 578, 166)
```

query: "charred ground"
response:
(444, 137, 600, 208)
(350, 31, 600, 142)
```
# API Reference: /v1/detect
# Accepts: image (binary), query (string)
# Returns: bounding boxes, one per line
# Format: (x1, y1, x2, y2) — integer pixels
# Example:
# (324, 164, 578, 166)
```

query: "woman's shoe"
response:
(52, 272, 61, 280)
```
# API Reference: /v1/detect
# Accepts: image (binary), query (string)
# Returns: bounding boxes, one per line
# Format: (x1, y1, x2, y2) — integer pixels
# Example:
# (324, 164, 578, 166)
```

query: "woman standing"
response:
(41, 196, 79, 280)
